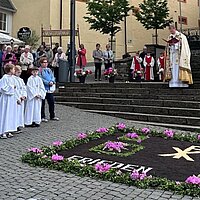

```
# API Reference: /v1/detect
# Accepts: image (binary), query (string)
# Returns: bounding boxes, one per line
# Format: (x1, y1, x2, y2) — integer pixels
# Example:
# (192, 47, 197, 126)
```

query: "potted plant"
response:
(74, 69, 92, 83)
(104, 68, 118, 83)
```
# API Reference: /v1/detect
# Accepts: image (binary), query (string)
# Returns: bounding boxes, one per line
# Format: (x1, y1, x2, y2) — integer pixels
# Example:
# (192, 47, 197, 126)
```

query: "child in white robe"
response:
(0, 64, 18, 139)
(14, 65, 27, 131)
(25, 67, 46, 127)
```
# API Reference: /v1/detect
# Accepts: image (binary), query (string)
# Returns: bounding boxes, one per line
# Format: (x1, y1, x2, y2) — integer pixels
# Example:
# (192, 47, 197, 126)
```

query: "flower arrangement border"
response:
(89, 142, 144, 157)
(21, 125, 200, 197)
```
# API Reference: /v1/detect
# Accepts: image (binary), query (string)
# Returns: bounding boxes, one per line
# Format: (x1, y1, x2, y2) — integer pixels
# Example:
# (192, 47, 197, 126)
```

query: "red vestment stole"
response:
(159, 56, 165, 80)
(145, 56, 152, 81)
(134, 56, 141, 71)
(159, 57, 165, 69)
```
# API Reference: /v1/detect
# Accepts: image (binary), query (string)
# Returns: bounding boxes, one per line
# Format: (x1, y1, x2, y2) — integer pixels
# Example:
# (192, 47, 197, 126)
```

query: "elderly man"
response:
(165, 24, 193, 88)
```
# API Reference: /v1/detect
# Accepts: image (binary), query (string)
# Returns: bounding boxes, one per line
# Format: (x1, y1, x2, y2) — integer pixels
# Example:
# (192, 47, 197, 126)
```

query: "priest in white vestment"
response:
(25, 67, 46, 126)
(165, 24, 193, 87)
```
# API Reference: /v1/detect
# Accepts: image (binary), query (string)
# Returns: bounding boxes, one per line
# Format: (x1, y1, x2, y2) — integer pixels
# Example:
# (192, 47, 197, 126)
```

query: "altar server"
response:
(25, 67, 46, 127)
(143, 52, 155, 81)
(14, 65, 27, 130)
(157, 52, 166, 81)
(0, 64, 17, 139)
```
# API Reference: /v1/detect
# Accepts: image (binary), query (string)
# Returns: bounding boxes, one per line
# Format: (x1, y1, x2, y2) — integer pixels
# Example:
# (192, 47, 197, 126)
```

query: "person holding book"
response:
(165, 24, 193, 87)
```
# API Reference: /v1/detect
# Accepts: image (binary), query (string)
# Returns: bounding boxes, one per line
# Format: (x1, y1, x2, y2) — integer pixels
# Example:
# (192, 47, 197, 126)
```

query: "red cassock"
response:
(145, 56, 152, 81)
(159, 57, 165, 80)
(134, 56, 141, 71)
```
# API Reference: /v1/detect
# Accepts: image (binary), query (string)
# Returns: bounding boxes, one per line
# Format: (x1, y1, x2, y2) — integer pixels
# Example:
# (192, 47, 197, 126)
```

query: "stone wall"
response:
(191, 50, 200, 82)
(114, 57, 132, 81)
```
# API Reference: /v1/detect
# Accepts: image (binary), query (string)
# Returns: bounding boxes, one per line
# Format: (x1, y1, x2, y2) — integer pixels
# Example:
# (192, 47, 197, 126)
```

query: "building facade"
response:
(11, 0, 199, 61)
(0, 0, 16, 34)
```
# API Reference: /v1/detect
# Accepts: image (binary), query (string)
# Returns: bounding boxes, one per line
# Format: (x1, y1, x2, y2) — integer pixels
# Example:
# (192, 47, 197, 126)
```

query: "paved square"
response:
(0, 105, 199, 200)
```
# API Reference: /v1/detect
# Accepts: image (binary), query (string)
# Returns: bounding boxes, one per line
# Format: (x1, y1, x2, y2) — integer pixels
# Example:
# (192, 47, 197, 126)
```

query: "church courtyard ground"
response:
(0, 104, 199, 200)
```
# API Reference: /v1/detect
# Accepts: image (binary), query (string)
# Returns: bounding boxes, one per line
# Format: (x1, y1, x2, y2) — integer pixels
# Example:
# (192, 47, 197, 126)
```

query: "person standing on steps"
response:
(93, 43, 103, 81)
(157, 52, 166, 81)
(130, 51, 143, 81)
(103, 44, 114, 70)
(165, 24, 193, 88)
(77, 44, 87, 69)
(139, 46, 147, 69)
(143, 51, 155, 81)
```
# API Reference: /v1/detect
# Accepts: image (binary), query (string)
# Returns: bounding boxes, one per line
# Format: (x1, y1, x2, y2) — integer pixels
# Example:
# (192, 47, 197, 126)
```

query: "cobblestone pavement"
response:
(0, 105, 199, 200)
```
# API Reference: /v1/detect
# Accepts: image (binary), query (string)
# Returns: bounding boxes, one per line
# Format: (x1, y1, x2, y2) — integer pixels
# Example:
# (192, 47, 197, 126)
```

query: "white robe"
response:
(14, 76, 27, 127)
(25, 75, 46, 125)
(0, 74, 18, 134)
(130, 56, 142, 70)
(169, 31, 189, 88)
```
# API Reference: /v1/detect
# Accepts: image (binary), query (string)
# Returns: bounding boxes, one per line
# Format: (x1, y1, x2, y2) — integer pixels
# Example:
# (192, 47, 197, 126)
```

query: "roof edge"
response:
(0, 0, 17, 13)
(8, 0, 17, 12)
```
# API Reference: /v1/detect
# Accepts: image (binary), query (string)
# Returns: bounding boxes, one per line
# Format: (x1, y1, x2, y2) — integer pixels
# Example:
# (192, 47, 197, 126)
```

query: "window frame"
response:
(0, 12, 7, 32)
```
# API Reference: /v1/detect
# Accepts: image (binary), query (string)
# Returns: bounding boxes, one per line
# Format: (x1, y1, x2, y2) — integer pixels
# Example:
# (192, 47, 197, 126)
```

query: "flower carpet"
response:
(22, 124, 200, 197)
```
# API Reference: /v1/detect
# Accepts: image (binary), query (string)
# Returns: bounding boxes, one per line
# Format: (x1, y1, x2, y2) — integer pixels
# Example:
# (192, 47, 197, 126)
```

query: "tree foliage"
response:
(23, 30, 40, 49)
(134, 0, 173, 44)
(84, 0, 132, 38)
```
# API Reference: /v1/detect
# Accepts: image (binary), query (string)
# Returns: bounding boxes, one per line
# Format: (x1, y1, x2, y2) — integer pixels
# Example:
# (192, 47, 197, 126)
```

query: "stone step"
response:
(84, 110, 200, 132)
(59, 82, 200, 89)
(63, 82, 169, 89)
(56, 102, 200, 130)
(59, 87, 200, 95)
(55, 96, 200, 109)
(56, 102, 200, 118)
(54, 92, 200, 101)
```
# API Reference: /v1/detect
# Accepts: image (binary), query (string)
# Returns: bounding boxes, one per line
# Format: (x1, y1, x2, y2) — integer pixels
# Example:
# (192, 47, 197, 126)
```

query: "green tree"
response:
(134, 0, 172, 44)
(84, 0, 132, 49)
(23, 30, 40, 49)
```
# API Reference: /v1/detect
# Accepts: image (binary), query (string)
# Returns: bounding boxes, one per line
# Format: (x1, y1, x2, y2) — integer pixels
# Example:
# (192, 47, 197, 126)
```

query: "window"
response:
(178, 16, 187, 25)
(178, 0, 186, 3)
(0, 12, 7, 31)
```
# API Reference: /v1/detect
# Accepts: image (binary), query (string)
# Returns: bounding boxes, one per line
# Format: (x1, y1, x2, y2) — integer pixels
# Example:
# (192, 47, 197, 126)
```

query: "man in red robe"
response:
(157, 52, 165, 81)
(143, 51, 154, 81)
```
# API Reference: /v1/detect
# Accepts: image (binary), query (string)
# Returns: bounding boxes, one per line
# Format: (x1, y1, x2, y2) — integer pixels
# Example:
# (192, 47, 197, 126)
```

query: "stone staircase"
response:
(55, 83, 200, 131)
